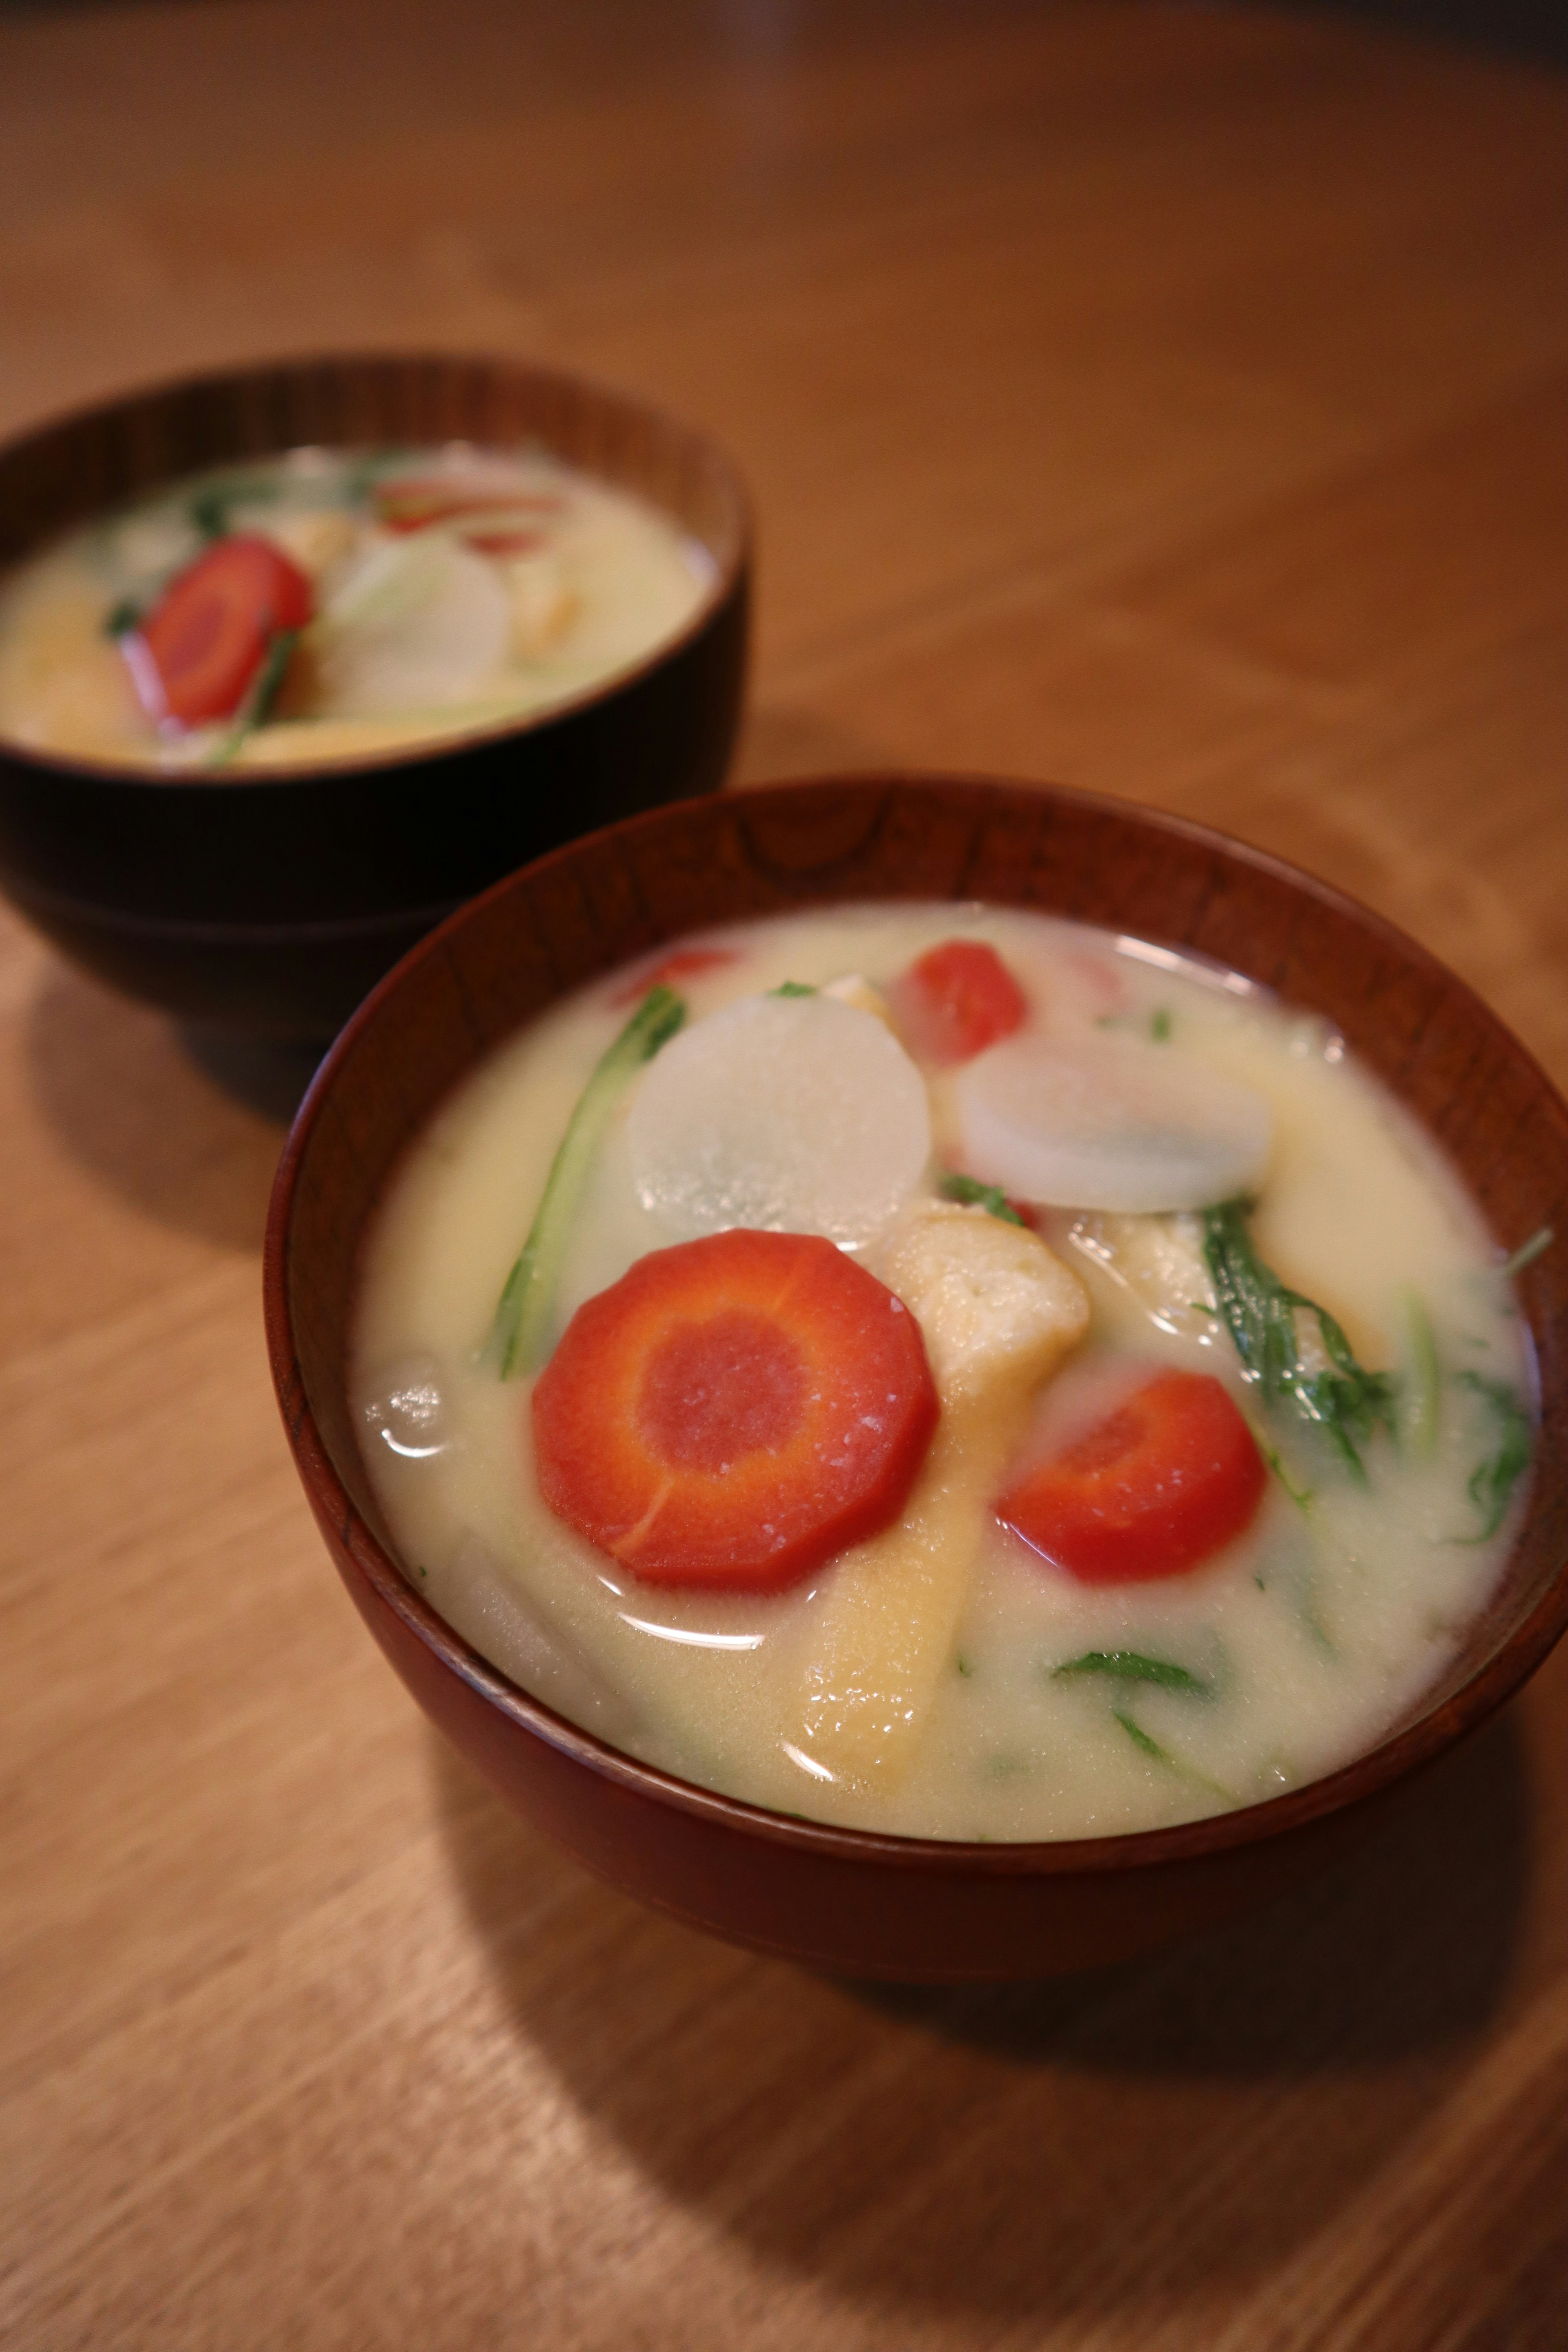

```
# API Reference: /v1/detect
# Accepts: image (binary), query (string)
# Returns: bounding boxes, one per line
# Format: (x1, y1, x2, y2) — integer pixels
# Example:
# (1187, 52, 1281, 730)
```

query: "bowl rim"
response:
(0, 348, 753, 792)
(265, 770, 1568, 1878)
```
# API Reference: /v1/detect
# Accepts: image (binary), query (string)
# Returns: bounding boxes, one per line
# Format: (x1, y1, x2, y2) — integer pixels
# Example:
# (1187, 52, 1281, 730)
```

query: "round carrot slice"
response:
(998, 1370, 1265, 1584)
(138, 535, 313, 725)
(531, 1228, 939, 1590)
(891, 939, 1028, 1065)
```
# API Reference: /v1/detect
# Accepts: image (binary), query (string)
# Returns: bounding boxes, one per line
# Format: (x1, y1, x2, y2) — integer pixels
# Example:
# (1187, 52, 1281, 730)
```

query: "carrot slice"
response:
(137, 535, 312, 725)
(608, 946, 739, 1007)
(890, 939, 1028, 1065)
(374, 481, 566, 533)
(998, 1369, 1265, 1584)
(462, 528, 548, 559)
(532, 1229, 938, 1590)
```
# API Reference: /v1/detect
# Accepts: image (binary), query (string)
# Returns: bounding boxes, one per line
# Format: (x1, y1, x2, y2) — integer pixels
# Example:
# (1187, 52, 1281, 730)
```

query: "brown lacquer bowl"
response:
(0, 354, 748, 1038)
(265, 776, 1568, 1980)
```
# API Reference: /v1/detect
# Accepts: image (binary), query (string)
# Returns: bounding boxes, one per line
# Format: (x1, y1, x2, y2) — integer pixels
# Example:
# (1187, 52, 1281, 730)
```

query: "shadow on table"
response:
(435, 1705, 1532, 2319)
(730, 698, 888, 789)
(24, 962, 317, 1249)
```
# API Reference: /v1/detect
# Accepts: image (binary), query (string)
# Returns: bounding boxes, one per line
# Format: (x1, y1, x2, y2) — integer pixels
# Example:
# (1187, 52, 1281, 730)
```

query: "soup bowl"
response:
(0, 353, 749, 1040)
(265, 775, 1568, 1980)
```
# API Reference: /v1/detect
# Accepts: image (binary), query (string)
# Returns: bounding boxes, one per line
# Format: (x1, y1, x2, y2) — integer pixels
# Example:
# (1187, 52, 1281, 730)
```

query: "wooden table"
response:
(3, 4, 1565, 2345)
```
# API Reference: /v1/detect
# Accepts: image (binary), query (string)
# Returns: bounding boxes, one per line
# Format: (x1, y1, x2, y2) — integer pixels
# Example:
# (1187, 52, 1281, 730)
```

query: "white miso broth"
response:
(0, 443, 713, 772)
(353, 904, 1536, 1842)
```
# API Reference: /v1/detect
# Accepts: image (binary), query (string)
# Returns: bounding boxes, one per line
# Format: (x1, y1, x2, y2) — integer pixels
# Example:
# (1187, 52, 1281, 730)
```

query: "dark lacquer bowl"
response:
(0, 354, 749, 1039)
(265, 775, 1568, 1980)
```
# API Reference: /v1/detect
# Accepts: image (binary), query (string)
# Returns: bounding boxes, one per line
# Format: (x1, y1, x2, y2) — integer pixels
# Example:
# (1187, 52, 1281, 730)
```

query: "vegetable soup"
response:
(0, 444, 712, 772)
(353, 904, 1539, 1842)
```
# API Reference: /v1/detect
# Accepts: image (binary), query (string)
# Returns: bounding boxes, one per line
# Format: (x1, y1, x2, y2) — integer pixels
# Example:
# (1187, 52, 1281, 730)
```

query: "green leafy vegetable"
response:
(1498, 1227, 1554, 1281)
(938, 1172, 1025, 1226)
(189, 471, 281, 542)
(102, 597, 142, 640)
(190, 489, 229, 542)
(343, 448, 408, 504)
(770, 980, 817, 998)
(1454, 1372, 1532, 1541)
(1262, 1440, 1313, 1508)
(1202, 1198, 1396, 1480)
(486, 987, 687, 1379)
(956, 1653, 976, 1678)
(1401, 1286, 1441, 1459)
(1112, 1708, 1239, 1804)
(1149, 1006, 1172, 1042)
(1113, 1709, 1169, 1761)
(207, 629, 300, 766)
(1052, 1650, 1208, 1694)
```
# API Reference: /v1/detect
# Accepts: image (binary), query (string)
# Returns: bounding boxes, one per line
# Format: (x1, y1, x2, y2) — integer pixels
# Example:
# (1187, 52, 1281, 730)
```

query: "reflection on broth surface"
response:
(0, 443, 712, 772)
(354, 904, 1536, 1842)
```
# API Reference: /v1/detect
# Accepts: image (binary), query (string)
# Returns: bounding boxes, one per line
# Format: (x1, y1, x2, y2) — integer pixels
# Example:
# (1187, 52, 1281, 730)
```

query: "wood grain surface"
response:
(2, 4, 1565, 2347)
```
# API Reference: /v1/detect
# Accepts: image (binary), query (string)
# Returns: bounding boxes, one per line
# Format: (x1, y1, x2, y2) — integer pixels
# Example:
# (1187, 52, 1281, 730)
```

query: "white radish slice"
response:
(311, 535, 512, 713)
(954, 1033, 1270, 1212)
(627, 993, 931, 1252)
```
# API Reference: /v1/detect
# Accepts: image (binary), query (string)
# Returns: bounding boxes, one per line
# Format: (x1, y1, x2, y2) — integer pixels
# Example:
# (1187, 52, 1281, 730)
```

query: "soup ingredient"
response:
(135, 535, 312, 724)
(1051, 1649, 1209, 1693)
(1201, 1198, 1395, 1480)
(373, 472, 565, 538)
(938, 1171, 1025, 1225)
(891, 938, 1029, 1065)
(308, 533, 512, 713)
(530, 1227, 939, 1590)
(1454, 1371, 1532, 1541)
(208, 627, 303, 764)
(1498, 1226, 1554, 1279)
(626, 990, 932, 1253)
(444, 1532, 642, 1747)
(609, 946, 740, 1007)
(1399, 1286, 1442, 1459)
(1064, 1209, 1216, 1339)
(489, 986, 687, 1378)
(822, 971, 894, 1025)
(795, 1202, 1089, 1787)
(955, 1032, 1271, 1212)
(998, 1370, 1265, 1584)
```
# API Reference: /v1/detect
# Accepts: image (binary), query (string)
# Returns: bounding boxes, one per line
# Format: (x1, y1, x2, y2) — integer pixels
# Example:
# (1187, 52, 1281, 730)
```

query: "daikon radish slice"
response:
(310, 535, 512, 713)
(446, 1535, 641, 1747)
(627, 992, 931, 1253)
(954, 1034, 1270, 1212)
(792, 1204, 1089, 1789)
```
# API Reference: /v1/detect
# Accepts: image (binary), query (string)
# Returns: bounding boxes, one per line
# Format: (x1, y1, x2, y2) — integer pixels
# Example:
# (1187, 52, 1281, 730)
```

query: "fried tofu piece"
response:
(822, 971, 894, 1027)
(791, 1204, 1089, 1790)
(261, 507, 361, 578)
(884, 1202, 1090, 1404)
(1065, 1209, 1216, 1339)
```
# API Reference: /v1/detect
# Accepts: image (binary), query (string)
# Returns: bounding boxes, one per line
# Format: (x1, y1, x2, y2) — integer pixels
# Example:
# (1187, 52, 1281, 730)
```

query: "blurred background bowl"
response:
(265, 774, 1568, 1981)
(0, 352, 750, 1040)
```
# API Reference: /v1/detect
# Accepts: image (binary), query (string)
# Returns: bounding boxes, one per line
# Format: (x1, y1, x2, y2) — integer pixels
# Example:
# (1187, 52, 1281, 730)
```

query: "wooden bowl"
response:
(0, 354, 749, 1038)
(265, 775, 1568, 1980)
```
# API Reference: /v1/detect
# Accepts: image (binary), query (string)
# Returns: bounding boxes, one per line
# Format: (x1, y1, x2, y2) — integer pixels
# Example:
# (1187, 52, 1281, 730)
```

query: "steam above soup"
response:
(354, 904, 1537, 1843)
(0, 444, 713, 772)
